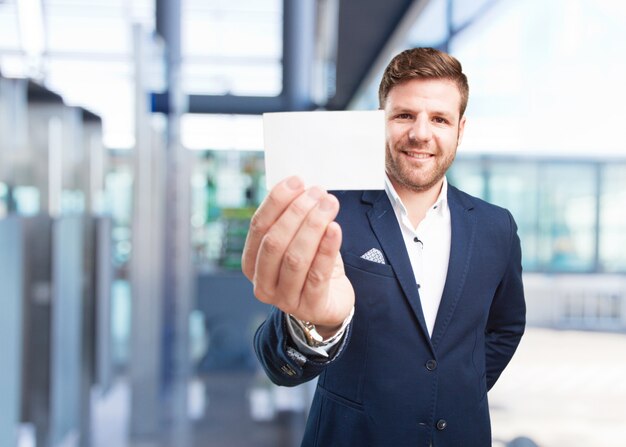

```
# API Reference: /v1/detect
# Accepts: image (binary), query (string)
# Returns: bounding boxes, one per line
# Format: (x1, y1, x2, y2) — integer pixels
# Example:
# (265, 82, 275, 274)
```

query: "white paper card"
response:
(263, 110, 385, 190)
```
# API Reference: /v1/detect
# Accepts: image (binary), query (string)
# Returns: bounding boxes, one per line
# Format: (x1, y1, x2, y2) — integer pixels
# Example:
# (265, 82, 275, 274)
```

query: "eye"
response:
(395, 113, 413, 120)
(432, 116, 449, 124)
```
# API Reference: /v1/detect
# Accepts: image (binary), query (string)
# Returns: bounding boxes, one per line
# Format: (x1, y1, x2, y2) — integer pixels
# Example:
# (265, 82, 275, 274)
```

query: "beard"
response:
(385, 140, 456, 193)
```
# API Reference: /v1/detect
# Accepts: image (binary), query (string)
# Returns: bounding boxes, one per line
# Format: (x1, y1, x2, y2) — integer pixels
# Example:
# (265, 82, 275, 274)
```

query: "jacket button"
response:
(425, 359, 437, 371)
(436, 419, 447, 431)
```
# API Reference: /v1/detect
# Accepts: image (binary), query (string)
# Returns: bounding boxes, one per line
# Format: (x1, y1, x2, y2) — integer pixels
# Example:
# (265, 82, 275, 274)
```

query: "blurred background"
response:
(1, 0, 625, 446)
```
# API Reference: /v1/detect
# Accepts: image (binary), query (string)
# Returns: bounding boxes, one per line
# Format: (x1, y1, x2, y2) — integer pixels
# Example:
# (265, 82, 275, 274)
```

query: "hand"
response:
(241, 176, 355, 338)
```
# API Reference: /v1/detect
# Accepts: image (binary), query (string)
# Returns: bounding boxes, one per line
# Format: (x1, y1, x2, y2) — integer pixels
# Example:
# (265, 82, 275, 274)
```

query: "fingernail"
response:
(319, 196, 335, 211)
(286, 176, 303, 190)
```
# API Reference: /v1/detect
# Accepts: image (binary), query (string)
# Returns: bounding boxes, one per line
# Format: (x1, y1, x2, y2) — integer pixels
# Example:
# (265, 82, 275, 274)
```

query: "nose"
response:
(408, 116, 432, 143)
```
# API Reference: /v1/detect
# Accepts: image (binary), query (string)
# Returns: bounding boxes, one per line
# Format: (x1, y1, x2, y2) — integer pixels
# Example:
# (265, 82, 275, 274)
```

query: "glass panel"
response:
(190, 150, 265, 269)
(536, 164, 596, 272)
(182, 60, 281, 96)
(448, 156, 486, 199)
(181, 114, 264, 151)
(182, 0, 283, 97)
(0, 1, 21, 51)
(0, 217, 24, 447)
(104, 165, 133, 267)
(45, 59, 135, 149)
(599, 164, 626, 272)
(487, 160, 540, 271)
(50, 216, 83, 444)
(46, 16, 130, 54)
(449, 0, 626, 158)
(183, 10, 281, 59)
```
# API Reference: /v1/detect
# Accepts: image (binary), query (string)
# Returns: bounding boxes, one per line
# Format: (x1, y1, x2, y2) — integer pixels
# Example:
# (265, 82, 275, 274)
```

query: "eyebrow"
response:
(431, 110, 456, 119)
(389, 106, 457, 120)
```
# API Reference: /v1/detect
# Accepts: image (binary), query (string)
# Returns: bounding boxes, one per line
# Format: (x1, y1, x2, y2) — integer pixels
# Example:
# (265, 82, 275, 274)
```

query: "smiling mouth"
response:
(402, 151, 433, 159)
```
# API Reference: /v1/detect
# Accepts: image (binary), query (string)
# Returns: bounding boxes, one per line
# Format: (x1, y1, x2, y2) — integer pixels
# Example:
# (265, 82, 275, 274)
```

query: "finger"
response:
(275, 194, 340, 312)
(298, 220, 343, 320)
(241, 176, 304, 280)
(252, 186, 326, 302)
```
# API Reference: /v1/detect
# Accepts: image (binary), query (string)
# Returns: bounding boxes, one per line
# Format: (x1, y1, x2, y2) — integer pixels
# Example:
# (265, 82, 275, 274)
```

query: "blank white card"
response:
(263, 110, 386, 190)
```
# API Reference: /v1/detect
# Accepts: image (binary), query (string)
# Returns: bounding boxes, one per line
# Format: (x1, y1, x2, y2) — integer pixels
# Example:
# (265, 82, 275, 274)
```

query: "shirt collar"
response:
(384, 174, 448, 218)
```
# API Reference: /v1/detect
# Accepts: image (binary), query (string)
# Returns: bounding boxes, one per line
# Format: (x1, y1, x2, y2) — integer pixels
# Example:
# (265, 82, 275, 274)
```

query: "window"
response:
(599, 164, 626, 272)
(182, 0, 282, 97)
(487, 160, 540, 271)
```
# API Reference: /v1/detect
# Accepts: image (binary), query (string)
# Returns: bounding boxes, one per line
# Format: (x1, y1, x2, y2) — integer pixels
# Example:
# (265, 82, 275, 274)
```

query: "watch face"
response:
(292, 316, 323, 346)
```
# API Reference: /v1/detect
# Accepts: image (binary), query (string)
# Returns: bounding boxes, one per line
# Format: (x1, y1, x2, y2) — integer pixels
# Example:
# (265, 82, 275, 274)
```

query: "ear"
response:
(457, 115, 466, 146)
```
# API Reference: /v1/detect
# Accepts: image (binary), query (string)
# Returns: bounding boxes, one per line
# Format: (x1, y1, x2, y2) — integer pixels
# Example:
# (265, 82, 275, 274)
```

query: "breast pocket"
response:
(342, 251, 395, 278)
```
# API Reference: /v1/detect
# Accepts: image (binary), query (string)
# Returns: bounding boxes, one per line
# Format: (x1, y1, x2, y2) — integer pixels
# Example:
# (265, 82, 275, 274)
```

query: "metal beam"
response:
(328, 0, 421, 110)
(282, 0, 316, 110)
(152, 93, 288, 115)
(156, 0, 182, 114)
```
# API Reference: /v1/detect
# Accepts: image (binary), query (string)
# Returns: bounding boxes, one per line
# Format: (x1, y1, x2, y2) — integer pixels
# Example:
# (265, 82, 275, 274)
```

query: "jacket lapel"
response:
(431, 186, 477, 350)
(362, 190, 434, 351)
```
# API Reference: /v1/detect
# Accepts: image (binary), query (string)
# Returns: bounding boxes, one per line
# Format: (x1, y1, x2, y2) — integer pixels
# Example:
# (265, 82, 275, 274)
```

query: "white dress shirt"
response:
(385, 175, 451, 337)
(286, 175, 452, 357)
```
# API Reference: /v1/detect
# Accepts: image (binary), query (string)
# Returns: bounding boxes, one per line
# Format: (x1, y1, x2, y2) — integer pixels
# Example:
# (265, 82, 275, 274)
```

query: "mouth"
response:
(401, 151, 434, 160)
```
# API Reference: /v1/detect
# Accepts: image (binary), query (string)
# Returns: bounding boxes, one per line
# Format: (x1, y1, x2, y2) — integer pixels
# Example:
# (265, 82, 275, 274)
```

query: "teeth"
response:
(404, 152, 431, 159)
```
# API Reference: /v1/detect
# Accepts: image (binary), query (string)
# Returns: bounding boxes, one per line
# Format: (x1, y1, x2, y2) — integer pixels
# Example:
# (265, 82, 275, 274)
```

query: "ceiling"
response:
(0, 0, 428, 146)
(328, 0, 418, 110)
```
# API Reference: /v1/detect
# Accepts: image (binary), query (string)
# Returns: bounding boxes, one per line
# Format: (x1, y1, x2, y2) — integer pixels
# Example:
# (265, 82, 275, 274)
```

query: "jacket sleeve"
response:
(253, 307, 352, 387)
(485, 210, 526, 390)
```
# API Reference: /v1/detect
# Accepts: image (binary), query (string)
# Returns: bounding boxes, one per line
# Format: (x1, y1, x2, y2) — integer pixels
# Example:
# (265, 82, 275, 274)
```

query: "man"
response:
(242, 47, 526, 447)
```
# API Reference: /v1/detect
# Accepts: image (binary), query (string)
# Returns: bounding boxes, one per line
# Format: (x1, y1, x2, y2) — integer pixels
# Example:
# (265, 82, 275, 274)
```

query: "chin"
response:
(401, 171, 443, 192)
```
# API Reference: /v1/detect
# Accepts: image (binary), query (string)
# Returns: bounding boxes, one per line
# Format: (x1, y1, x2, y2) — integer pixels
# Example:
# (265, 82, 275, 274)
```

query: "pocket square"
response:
(360, 248, 386, 264)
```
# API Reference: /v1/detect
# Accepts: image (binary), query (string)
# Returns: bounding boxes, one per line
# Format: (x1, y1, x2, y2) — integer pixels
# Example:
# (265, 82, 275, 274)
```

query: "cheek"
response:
(435, 131, 459, 150)
(386, 128, 407, 149)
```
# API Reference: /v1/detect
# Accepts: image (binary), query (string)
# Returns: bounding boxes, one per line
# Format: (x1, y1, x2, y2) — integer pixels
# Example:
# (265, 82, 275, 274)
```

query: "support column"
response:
(130, 24, 165, 440)
(282, 0, 317, 110)
(157, 0, 193, 445)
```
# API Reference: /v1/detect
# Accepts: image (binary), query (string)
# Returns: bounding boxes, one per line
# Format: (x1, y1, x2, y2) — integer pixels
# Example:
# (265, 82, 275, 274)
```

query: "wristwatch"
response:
(290, 317, 325, 347)
(288, 308, 354, 348)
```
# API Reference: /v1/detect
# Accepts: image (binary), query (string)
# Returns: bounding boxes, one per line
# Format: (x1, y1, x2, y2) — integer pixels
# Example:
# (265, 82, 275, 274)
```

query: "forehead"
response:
(385, 78, 462, 115)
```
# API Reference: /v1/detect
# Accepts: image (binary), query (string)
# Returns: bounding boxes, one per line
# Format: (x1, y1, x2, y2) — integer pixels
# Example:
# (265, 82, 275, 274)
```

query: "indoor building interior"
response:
(1, 0, 626, 446)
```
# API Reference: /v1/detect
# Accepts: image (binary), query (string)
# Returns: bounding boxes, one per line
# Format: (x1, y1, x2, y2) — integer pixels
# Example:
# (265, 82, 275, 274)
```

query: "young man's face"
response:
(384, 78, 466, 194)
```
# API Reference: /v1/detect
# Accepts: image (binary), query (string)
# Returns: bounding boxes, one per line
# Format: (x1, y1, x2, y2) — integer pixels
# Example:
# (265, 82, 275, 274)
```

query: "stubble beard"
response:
(385, 141, 456, 193)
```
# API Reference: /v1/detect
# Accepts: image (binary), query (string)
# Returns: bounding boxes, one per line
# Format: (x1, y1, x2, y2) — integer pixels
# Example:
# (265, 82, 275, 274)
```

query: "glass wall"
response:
(600, 164, 626, 273)
(535, 163, 597, 272)
(182, 0, 283, 96)
(450, 157, 626, 274)
(190, 150, 265, 270)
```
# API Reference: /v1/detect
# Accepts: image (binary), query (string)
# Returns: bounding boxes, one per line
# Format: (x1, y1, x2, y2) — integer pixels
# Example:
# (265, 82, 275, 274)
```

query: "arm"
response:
(253, 307, 353, 386)
(485, 210, 526, 390)
(241, 177, 355, 384)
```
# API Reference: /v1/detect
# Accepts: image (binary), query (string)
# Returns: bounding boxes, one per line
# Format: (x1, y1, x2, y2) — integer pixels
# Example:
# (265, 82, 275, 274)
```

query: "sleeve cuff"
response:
(284, 307, 355, 359)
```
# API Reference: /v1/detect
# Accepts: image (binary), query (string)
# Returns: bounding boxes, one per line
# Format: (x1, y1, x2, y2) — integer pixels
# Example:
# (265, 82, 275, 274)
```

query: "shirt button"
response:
(436, 419, 447, 431)
(425, 359, 437, 371)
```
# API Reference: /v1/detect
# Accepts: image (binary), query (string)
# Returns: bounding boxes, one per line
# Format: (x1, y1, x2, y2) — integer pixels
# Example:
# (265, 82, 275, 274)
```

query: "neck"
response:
(389, 177, 443, 228)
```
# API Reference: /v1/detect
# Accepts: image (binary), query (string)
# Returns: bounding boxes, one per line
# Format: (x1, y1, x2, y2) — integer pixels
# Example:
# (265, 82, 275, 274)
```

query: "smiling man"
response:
(242, 47, 526, 447)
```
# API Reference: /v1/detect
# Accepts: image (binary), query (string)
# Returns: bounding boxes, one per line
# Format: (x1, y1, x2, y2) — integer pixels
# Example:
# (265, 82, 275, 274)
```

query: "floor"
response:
(89, 327, 626, 447)
(489, 328, 626, 447)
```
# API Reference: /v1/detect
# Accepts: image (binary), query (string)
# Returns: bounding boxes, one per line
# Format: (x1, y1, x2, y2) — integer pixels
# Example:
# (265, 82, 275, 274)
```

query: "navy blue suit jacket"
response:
(254, 185, 526, 447)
